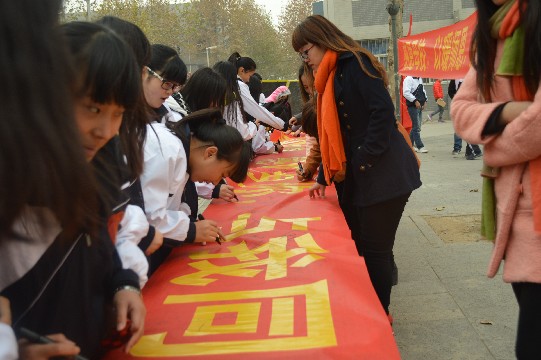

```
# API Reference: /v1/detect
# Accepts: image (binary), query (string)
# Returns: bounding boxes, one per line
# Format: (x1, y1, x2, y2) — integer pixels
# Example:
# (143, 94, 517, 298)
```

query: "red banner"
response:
(398, 12, 477, 79)
(104, 134, 399, 359)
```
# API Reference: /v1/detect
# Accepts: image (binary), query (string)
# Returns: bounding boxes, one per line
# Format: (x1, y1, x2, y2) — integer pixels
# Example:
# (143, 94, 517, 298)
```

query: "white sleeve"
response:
(115, 205, 149, 288)
(252, 125, 275, 155)
(0, 323, 17, 360)
(140, 124, 191, 242)
(403, 77, 416, 102)
(223, 103, 257, 141)
(238, 80, 285, 130)
(195, 182, 215, 199)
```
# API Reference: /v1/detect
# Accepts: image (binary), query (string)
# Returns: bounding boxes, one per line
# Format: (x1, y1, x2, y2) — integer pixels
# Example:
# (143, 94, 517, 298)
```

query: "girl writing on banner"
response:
(292, 15, 421, 321)
(451, 0, 541, 357)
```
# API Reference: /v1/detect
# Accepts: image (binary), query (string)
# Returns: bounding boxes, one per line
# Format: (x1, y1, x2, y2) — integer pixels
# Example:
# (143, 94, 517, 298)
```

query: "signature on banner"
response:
(130, 214, 337, 357)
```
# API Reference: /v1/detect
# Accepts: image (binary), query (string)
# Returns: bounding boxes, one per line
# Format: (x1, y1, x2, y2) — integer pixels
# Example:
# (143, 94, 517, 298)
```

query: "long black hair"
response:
(227, 51, 257, 72)
(171, 108, 251, 183)
(149, 44, 188, 85)
(180, 67, 226, 113)
(1, 1, 98, 239)
(472, 0, 541, 98)
(213, 61, 248, 125)
(95, 16, 152, 177)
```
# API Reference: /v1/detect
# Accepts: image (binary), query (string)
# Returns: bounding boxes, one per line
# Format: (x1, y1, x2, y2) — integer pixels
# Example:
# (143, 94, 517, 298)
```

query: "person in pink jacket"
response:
(451, 0, 541, 358)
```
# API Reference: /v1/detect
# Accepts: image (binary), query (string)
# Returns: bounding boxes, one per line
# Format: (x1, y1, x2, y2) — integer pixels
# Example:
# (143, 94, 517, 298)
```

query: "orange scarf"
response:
(314, 50, 346, 184)
(499, 0, 541, 232)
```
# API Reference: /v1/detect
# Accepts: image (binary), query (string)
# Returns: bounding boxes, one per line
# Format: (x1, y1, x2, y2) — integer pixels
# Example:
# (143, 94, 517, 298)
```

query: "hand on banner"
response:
(289, 116, 298, 126)
(219, 185, 238, 202)
(194, 219, 221, 243)
(145, 230, 163, 256)
(113, 289, 146, 353)
(309, 183, 326, 199)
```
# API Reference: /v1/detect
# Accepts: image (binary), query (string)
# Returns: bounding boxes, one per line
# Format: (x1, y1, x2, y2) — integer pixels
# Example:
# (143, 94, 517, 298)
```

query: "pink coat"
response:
(452, 40, 541, 283)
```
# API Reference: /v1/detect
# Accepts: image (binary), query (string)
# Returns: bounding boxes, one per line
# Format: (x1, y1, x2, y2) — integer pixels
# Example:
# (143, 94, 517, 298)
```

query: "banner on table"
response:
(398, 12, 477, 79)
(104, 134, 399, 360)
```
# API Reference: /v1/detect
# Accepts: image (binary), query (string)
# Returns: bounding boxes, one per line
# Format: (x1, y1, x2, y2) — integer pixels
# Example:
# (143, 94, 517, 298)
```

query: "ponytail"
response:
(227, 51, 257, 72)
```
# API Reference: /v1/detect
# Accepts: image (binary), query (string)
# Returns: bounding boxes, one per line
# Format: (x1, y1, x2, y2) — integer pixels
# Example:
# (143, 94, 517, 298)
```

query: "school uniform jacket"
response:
(335, 52, 421, 207)
(140, 122, 192, 242)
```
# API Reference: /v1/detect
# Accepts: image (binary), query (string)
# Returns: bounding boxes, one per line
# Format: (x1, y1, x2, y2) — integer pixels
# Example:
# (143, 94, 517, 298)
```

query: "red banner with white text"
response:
(398, 12, 477, 79)
(103, 134, 399, 360)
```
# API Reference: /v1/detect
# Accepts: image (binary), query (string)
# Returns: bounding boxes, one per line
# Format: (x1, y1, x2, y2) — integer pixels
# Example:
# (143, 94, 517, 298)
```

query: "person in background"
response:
(292, 15, 421, 323)
(449, 78, 483, 159)
(403, 75, 429, 153)
(427, 79, 445, 123)
(452, 0, 541, 357)
(227, 52, 286, 132)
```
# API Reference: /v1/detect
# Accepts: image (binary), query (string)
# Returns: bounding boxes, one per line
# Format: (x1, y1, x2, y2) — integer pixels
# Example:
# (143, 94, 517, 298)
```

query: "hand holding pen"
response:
(19, 327, 88, 360)
(196, 214, 224, 245)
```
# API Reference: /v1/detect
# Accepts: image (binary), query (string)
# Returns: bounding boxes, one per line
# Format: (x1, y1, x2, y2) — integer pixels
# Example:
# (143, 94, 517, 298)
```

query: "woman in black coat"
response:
(292, 15, 421, 320)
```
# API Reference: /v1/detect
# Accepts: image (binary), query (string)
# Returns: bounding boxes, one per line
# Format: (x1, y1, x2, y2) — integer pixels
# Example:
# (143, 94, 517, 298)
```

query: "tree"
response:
(387, 0, 404, 113)
(276, 0, 314, 79)
(178, 0, 285, 78)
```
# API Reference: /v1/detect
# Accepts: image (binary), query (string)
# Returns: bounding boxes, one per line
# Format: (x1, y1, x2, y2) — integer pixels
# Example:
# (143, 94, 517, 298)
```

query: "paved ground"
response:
(392, 118, 518, 360)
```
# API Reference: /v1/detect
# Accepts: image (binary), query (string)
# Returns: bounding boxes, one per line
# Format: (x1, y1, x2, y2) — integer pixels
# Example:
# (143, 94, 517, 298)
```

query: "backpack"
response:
(406, 83, 427, 107)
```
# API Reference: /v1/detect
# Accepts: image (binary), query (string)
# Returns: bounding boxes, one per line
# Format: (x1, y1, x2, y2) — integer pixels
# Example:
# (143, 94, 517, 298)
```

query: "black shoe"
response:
(465, 154, 475, 160)
(474, 152, 483, 158)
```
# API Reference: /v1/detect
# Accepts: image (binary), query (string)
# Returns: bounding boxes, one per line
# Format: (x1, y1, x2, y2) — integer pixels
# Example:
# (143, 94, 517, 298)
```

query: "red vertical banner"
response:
(398, 12, 477, 79)
(104, 135, 399, 360)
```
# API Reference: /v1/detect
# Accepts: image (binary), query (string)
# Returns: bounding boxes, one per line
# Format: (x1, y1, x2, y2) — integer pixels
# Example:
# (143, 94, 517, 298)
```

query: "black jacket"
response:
(334, 52, 421, 206)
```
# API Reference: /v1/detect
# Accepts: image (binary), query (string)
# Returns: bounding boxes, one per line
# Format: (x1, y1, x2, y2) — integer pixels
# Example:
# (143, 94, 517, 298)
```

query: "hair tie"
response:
(236, 56, 241, 61)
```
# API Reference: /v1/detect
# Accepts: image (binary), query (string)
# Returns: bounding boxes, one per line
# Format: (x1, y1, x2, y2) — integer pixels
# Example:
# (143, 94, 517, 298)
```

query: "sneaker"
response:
(438, 119, 445, 123)
(465, 154, 475, 160)
(452, 150, 461, 156)
(474, 152, 483, 158)
(423, 114, 432, 124)
(416, 147, 428, 153)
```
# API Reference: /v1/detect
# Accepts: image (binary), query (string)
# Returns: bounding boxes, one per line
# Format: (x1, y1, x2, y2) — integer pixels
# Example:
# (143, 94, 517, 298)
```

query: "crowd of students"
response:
(2, 0, 539, 359)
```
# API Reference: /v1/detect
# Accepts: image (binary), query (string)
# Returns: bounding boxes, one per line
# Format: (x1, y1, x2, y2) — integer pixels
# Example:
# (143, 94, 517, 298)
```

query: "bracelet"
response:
(114, 285, 141, 297)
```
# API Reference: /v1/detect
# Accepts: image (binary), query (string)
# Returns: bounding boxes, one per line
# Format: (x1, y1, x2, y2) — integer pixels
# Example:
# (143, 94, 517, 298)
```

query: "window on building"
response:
(359, 38, 389, 70)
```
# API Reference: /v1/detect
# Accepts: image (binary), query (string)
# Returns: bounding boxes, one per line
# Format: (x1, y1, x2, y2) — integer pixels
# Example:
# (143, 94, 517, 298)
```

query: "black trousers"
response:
(512, 282, 541, 359)
(337, 189, 410, 314)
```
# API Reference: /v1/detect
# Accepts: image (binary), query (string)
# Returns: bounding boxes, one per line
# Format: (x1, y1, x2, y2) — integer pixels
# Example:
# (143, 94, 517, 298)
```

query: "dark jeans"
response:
(512, 282, 541, 359)
(407, 106, 425, 149)
(453, 134, 481, 155)
(340, 193, 411, 314)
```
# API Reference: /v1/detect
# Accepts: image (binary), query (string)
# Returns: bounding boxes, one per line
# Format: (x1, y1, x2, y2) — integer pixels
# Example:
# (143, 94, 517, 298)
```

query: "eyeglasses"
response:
(299, 44, 314, 60)
(146, 66, 182, 93)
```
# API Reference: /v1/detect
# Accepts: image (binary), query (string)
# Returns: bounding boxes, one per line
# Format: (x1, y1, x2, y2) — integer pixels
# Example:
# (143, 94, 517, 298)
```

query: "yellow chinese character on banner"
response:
(170, 214, 325, 286)
(130, 280, 337, 357)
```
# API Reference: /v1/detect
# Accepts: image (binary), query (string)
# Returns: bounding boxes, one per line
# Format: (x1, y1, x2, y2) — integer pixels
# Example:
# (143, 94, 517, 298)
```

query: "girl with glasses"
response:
(292, 15, 421, 323)
(452, 0, 541, 357)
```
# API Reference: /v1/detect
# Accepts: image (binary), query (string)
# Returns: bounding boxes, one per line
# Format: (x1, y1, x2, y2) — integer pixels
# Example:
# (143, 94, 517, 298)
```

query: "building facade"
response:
(313, 0, 475, 71)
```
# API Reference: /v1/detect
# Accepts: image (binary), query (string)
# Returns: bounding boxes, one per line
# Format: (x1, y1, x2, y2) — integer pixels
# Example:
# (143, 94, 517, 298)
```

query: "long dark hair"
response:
(0, 0, 98, 239)
(292, 15, 388, 87)
(227, 51, 257, 72)
(472, 0, 540, 99)
(149, 44, 188, 85)
(95, 16, 152, 177)
(298, 64, 314, 103)
(172, 108, 251, 183)
(213, 61, 248, 125)
(180, 67, 226, 113)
